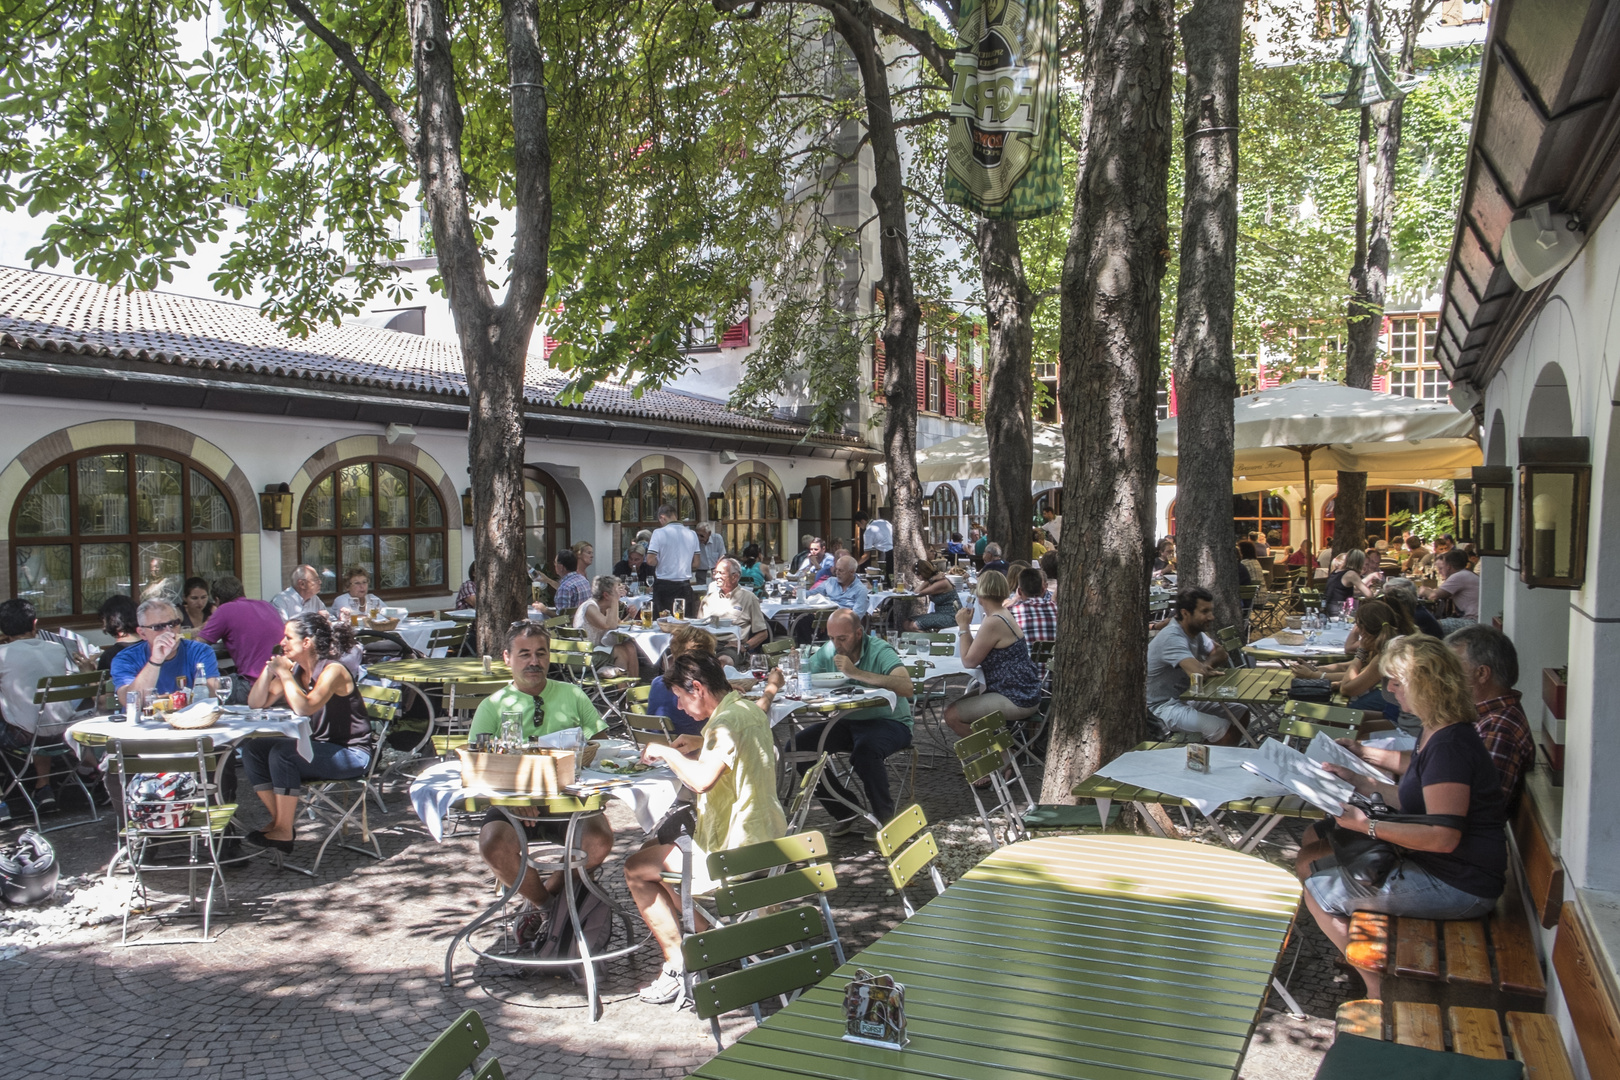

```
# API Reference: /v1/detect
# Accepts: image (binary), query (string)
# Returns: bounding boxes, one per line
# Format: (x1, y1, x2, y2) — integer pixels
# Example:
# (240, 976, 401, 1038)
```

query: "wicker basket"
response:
(165, 705, 222, 730)
(1274, 631, 1306, 646)
(456, 747, 577, 795)
(366, 616, 401, 631)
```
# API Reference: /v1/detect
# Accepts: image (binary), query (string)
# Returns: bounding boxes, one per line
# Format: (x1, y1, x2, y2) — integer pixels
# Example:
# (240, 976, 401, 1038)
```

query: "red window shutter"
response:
(916, 351, 928, 410)
(543, 335, 560, 359)
(873, 336, 886, 404)
(973, 371, 983, 416)
(719, 320, 750, 349)
(1371, 373, 1389, 394)
(945, 358, 958, 416)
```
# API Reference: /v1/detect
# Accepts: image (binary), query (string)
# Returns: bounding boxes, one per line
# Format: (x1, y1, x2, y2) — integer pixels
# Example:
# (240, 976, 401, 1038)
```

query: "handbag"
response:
(1326, 792, 1468, 888)
(653, 800, 697, 845)
(1288, 678, 1334, 703)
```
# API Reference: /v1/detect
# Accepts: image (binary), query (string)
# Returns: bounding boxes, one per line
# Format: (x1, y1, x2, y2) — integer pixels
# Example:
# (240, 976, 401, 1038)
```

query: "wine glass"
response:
(749, 653, 769, 681)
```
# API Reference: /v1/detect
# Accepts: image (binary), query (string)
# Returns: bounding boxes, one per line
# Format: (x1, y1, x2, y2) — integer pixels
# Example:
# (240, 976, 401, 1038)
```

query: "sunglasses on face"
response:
(141, 619, 182, 631)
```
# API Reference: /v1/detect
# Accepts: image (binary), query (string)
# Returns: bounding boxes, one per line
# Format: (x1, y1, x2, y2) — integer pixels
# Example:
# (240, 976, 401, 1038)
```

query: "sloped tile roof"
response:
(0, 266, 836, 441)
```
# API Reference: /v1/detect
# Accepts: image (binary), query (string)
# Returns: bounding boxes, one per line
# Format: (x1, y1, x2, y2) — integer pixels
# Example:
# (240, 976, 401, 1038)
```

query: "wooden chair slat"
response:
(1505, 1011, 1578, 1080)
(705, 830, 829, 879)
(681, 905, 823, 971)
(1514, 798, 1566, 931)
(875, 805, 928, 857)
(1347, 911, 1391, 973)
(1443, 919, 1492, 986)
(1448, 1006, 1507, 1060)
(1494, 903, 1548, 996)
(1394, 917, 1440, 979)
(686, 942, 839, 1021)
(1391, 1001, 1445, 1051)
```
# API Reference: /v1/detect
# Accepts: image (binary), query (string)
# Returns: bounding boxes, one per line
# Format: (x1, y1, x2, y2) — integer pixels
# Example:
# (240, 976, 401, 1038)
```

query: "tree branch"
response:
(283, 0, 417, 151)
(501, 0, 550, 327)
(901, 184, 975, 242)
(865, 5, 955, 85)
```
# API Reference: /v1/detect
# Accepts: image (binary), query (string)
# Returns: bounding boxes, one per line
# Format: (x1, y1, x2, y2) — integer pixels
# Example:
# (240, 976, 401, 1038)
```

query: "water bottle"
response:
(194, 662, 212, 703)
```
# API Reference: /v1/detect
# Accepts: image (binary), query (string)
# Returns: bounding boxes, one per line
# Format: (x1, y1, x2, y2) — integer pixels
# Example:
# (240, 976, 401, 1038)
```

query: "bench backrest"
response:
(1513, 797, 1565, 930)
(1552, 901, 1620, 1080)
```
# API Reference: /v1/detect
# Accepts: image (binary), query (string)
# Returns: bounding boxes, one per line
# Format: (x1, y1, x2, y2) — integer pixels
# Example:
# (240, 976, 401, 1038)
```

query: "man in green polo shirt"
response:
(471, 622, 612, 945)
(791, 608, 915, 837)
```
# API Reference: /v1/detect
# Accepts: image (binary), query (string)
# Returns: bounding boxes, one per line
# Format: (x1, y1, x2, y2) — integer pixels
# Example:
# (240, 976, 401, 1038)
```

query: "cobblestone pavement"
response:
(0, 728, 1348, 1079)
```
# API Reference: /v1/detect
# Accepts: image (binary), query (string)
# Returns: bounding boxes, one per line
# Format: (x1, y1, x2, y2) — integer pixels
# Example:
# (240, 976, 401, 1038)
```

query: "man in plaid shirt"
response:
(1006, 567, 1057, 643)
(1447, 625, 1536, 803)
(551, 548, 592, 612)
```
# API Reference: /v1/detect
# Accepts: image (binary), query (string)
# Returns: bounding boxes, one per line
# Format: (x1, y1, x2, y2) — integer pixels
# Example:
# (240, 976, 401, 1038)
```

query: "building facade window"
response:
(1233, 492, 1290, 545)
(524, 467, 571, 576)
(620, 470, 697, 544)
(1387, 316, 1449, 401)
(12, 449, 239, 618)
(926, 486, 959, 546)
(298, 460, 446, 596)
(966, 485, 989, 536)
(723, 475, 783, 561)
(1324, 486, 1445, 544)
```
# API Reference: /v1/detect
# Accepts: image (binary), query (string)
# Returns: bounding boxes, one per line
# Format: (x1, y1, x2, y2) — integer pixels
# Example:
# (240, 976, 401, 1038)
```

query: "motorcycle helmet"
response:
(0, 829, 59, 905)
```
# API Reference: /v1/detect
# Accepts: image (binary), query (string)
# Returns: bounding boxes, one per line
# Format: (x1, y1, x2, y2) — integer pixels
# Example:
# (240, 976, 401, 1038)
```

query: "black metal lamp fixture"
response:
(1518, 437, 1591, 589)
(461, 488, 474, 521)
(1452, 478, 1474, 545)
(706, 491, 727, 521)
(260, 483, 293, 530)
(787, 493, 804, 519)
(601, 489, 624, 524)
(1471, 466, 1513, 557)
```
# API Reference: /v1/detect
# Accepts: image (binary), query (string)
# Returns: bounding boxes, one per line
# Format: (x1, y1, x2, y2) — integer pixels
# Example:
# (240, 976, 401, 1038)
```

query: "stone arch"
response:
(617, 453, 702, 500)
(281, 436, 461, 593)
(1486, 410, 1509, 466)
(0, 419, 261, 602)
(1524, 362, 1574, 439)
(717, 459, 787, 502)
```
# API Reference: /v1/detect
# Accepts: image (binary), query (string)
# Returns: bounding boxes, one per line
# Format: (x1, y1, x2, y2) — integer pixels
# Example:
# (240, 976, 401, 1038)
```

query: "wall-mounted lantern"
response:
(787, 494, 804, 519)
(706, 491, 727, 521)
(1452, 478, 1474, 546)
(1518, 437, 1591, 589)
(1471, 466, 1513, 557)
(461, 488, 474, 522)
(260, 483, 293, 531)
(601, 489, 624, 524)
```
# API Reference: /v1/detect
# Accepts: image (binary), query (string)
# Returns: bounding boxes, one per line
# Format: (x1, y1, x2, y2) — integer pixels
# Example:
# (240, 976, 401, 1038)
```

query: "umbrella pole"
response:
(1297, 444, 1325, 556)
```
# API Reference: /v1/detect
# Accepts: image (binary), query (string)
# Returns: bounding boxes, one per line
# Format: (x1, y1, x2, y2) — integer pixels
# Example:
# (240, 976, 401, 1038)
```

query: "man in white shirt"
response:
(0, 599, 76, 815)
(699, 558, 770, 664)
(1041, 510, 1062, 545)
(694, 522, 727, 584)
(645, 503, 701, 617)
(273, 564, 327, 621)
(855, 510, 894, 575)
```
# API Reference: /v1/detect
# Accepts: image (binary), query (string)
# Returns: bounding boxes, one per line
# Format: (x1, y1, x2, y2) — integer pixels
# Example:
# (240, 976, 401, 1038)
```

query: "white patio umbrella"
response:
(1157, 379, 1481, 552)
(914, 423, 1066, 483)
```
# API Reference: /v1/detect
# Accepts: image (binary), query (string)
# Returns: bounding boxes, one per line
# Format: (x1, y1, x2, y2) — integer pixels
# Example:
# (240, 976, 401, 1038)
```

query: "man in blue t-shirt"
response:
(790, 608, 914, 836)
(111, 598, 220, 705)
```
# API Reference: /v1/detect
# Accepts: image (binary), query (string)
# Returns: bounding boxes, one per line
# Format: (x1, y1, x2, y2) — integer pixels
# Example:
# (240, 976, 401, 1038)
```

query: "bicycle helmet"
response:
(0, 829, 59, 905)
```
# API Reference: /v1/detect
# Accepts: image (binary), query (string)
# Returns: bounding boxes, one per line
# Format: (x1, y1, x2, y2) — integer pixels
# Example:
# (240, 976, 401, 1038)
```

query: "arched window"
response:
(1232, 492, 1290, 545)
(524, 467, 571, 576)
(621, 470, 697, 545)
(723, 475, 783, 560)
(926, 486, 959, 546)
(298, 460, 446, 597)
(966, 485, 989, 536)
(1325, 486, 1444, 545)
(12, 449, 239, 618)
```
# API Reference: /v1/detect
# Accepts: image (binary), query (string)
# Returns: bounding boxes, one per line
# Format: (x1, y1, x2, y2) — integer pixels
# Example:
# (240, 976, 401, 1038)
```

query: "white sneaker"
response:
(638, 965, 685, 1004)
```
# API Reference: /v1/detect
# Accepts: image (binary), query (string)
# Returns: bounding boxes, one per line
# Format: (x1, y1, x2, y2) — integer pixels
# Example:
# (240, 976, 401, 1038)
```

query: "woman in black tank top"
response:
(241, 614, 375, 853)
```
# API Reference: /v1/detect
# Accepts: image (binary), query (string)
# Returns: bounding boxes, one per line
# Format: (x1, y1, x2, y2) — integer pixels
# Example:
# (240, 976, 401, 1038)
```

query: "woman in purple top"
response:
(242, 614, 373, 853)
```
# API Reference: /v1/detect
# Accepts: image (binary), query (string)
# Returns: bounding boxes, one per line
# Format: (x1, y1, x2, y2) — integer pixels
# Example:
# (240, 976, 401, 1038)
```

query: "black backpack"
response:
(535, 880, 613, 969)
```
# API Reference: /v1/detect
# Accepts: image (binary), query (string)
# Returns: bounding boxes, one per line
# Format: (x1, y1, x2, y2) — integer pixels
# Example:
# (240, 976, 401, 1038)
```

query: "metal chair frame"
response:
(874, 804, 947, 918)
(3, 670, 109, 833)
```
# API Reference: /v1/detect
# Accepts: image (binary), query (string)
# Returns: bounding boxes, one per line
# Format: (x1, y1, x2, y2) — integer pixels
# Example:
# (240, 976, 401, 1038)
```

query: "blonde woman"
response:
(944, 570, 1043, 738)
(1294, 635, 1507, 1000)
(574, 574, 638, 678)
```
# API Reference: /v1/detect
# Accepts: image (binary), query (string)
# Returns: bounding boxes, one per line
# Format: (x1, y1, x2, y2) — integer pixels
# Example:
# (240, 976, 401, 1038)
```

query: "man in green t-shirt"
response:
(791, 608, 915, 837)
(471, 622, 612, 944)
(973, 529, 990, 560)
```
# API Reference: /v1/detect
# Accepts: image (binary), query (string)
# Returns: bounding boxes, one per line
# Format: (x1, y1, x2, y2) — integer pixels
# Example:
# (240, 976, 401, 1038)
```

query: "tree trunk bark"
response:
(1042, 0, 1176, 803)
(977, 218, 1036, 567)
(410, 0, 550, 650)
(1336, 94, 1402, 554)
(828, 6, 929, 580)
(1170, 0, 1244, 633)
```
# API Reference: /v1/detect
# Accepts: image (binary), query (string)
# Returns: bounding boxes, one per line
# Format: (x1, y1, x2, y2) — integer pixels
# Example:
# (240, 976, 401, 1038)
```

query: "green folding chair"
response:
(875, 804, 946, 917)
(399, 1009, 504, 1080)
(682, 905, 841, 1051)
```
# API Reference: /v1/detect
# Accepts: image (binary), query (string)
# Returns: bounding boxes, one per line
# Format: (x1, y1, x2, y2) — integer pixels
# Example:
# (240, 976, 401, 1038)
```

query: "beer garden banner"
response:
(944, 0, 1063, 220)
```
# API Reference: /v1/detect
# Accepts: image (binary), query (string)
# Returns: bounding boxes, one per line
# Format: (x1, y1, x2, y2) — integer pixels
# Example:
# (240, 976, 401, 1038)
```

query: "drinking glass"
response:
(215, 675, 234, 704)
(749, 653, 769, 681)
(672, 598, 686, 620)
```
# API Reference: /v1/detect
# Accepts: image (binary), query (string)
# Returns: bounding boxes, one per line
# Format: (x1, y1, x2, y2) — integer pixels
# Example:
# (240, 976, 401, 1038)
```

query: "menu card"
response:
(841, 968, 907, 1049)
(1240, 737, 1356, 816)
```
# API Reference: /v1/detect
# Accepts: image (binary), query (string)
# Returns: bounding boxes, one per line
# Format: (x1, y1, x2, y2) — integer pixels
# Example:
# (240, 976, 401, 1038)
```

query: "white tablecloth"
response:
(66, 707, 315, 762)
(409, 753, 682, 842)
(1093, 746, 1289, 815)
(760, 598, 838, 623)
(1249, 627, 1352, 658)
(387, 618, 457, 656)
(620, 623, 739, 664)
(768, 687, 899, 728)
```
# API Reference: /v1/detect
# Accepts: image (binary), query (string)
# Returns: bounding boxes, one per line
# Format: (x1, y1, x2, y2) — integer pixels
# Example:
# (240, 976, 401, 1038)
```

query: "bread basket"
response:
(366, 615, 401, 631)
(165, 703, 222, 729)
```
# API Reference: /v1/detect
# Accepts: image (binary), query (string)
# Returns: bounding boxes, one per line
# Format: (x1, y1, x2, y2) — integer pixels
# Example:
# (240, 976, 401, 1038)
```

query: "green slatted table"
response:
(1181, 668, 1293, 745)
(686, 835, 1302, 1080)
(377, 657, 511, 683)
(1072, 740, 1326, 853)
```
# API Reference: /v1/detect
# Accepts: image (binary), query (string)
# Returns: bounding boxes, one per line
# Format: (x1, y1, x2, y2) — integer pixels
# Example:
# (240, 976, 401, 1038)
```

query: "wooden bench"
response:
(1332, 899, 1620, 1080)
(1513, 793, 1564, 931)
(1343, 856, 1546, 1010)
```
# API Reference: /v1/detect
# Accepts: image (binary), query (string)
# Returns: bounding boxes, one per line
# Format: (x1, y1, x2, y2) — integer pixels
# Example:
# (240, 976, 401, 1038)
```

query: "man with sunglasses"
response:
(111, 598, 221, 706)
(469, 621, 613, 946)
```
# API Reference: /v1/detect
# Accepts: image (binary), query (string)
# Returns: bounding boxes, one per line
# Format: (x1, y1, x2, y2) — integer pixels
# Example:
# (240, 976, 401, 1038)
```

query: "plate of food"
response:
(593, 757, 658, 776)
(809, 672, 848, 688)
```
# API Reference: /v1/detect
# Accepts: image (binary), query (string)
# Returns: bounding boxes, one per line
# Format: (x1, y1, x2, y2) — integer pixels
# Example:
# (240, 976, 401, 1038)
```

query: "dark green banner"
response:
(944, 0, 1063, 220)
